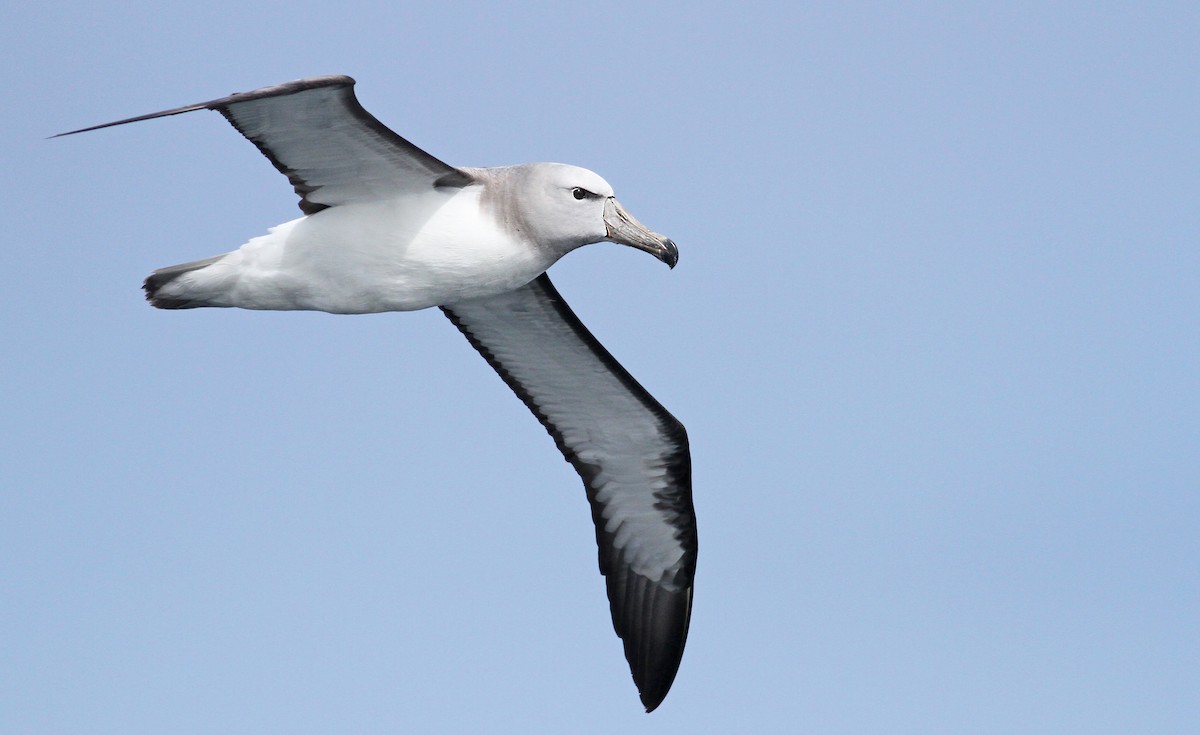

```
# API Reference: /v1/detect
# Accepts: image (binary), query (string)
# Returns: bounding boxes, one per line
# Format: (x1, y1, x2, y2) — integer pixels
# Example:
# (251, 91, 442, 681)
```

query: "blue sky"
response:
(3, 2, 1197, 733)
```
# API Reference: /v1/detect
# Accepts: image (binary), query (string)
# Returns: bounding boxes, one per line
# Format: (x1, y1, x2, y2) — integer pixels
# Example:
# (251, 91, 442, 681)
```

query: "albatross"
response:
(57, 75, 696, 712)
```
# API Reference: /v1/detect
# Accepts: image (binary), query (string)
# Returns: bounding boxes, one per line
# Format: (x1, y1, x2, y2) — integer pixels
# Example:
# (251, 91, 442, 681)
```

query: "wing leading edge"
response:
(442, 274, 697, 711)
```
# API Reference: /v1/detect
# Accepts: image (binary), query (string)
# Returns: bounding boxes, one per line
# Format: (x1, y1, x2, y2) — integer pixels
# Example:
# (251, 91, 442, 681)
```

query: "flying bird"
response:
(57, 75, 696, 712)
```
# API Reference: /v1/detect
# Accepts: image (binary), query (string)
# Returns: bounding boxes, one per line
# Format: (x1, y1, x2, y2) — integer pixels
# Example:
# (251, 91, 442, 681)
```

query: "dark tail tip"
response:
(143, 271, 202, 309)
(142, 254, 224, 309)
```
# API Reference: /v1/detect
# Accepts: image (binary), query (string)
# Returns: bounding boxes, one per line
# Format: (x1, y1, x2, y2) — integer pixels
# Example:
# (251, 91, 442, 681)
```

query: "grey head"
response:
(468, 163, 678, 267)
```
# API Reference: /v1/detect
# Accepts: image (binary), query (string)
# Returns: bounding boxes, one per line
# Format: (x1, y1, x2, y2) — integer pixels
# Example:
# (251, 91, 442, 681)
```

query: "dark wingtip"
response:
(607, 567, 693, 714)
(641, 687, 669, 713)
(50, 101, 213, 139)
(633, 641, 685, 713)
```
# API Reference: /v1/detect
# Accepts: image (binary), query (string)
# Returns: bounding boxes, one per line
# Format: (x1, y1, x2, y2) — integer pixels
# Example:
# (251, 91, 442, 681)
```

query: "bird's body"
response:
(152, 163, 616, 313)
(154, 185, 534, 312)
(58, 75, 696, 712)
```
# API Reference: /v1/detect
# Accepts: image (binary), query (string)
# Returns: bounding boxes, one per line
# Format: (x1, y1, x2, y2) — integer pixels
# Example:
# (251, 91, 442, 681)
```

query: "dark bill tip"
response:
(659, 238, 679, 269)
(603, 197, 678, 269)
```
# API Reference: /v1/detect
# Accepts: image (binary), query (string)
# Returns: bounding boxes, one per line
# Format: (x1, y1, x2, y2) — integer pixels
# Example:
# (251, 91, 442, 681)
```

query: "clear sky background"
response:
(2, 2, 1197, 733)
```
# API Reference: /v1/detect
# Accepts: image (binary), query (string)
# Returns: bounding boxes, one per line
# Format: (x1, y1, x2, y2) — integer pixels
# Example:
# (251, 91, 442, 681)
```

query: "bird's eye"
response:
(572, 187, 588, 200)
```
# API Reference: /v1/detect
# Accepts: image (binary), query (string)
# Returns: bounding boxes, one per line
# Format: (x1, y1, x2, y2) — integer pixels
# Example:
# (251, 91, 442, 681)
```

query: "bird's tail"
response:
(143, 254, 227, 309)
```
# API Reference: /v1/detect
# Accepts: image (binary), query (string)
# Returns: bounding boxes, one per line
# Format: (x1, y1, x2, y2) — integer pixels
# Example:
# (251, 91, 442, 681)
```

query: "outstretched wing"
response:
(55, 75, 473, 213)
(442, 274, 697, 712)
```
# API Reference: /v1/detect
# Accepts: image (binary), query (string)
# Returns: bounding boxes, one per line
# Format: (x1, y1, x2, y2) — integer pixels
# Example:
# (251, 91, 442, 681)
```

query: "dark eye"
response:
(572, 187, 589, 200)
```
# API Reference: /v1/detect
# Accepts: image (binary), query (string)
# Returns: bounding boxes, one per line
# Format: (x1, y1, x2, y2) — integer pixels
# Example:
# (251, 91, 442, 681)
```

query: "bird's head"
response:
(512, 163, 678, 267)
